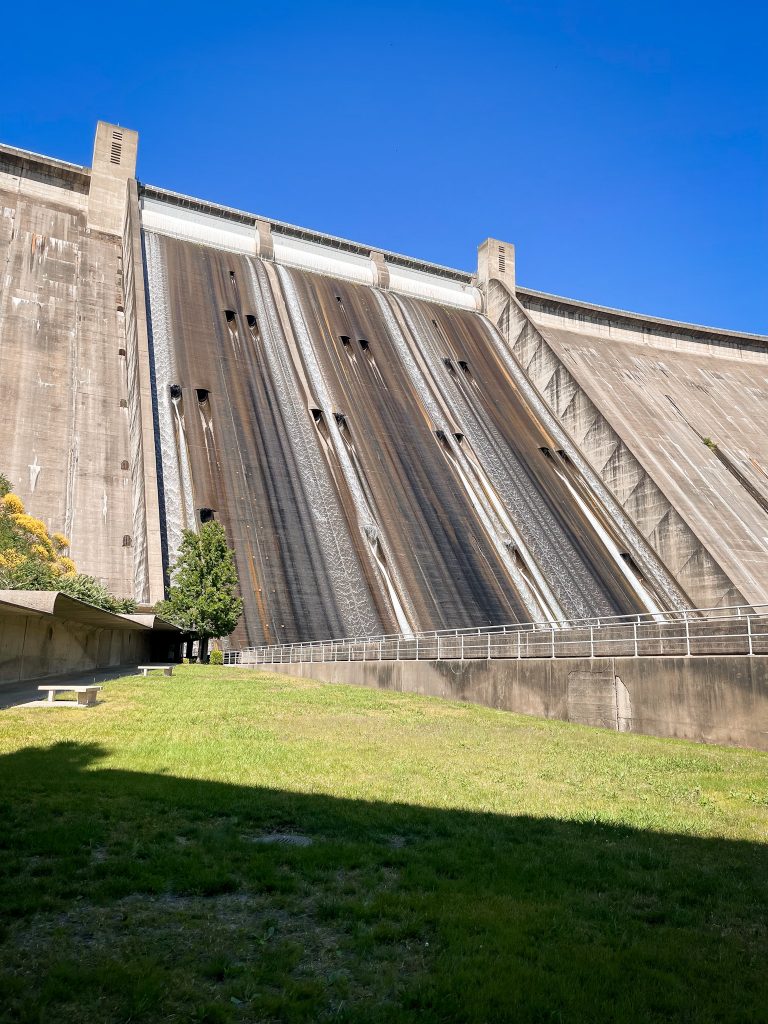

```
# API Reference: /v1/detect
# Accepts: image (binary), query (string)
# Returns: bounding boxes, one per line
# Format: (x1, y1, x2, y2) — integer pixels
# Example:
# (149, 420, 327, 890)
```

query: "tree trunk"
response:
(199, 636, 209, 663)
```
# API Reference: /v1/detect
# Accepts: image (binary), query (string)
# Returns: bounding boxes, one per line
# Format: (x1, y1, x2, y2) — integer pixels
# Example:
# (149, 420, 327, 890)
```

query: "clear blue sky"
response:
(3, 1, 766, 332)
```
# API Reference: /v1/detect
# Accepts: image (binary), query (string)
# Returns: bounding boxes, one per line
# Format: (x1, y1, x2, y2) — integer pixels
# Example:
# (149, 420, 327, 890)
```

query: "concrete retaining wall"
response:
(0, 610, 156, 683)
(0, 592, 179, 684)
(262, 656, 768, 751)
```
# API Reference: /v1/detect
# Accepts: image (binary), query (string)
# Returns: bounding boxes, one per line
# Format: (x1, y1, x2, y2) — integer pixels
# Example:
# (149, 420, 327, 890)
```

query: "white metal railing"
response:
(223, 603, 768, 666)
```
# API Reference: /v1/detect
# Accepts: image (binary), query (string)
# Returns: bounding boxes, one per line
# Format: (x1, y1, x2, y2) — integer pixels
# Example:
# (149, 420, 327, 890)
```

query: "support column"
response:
(477, 237, 516, 324)
(88, 122, 138, 236)
(370, 250, 390, 289)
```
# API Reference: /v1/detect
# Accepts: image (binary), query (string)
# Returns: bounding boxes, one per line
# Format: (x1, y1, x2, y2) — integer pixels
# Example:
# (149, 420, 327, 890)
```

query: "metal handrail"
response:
(224, 604, 768, 666)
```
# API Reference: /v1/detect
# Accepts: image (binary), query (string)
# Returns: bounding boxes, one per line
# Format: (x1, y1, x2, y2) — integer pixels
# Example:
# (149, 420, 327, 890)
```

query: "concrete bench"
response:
(137, 664, 175, 677)
(37, 684, 102, 707)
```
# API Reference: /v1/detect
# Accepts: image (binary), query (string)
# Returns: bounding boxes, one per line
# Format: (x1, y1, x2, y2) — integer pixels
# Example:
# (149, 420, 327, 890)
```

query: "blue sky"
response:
(3, 1, 766, 332)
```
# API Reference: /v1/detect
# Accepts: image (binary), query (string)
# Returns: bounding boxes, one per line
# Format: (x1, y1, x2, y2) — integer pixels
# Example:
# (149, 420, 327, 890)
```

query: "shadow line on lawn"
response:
(0, 741, 766, 1023)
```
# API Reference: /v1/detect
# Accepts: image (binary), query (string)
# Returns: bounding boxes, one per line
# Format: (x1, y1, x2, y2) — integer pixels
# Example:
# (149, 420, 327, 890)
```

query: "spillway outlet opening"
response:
(620, 551, 644, 578)
(118, 347, 126, 357)
(122, 535, 132, 547)
(334, 412, 347, 426)
(556, 449, 571, 464)
(199, 508, 215, 524)
(224, 309, 237, 324)
(120, 460, 129, 471)
(453, 432, 465, 444)
(245, 313, 259, 335)
(196, 388, 210, 404)
(339, 335, 351, 348)
(116, 304, 124, 314)
(358, 339, 369, 351)
(119, 399, 127, 408)
(457, 360, 472, 377)
(444, 358, 455, 372)
(169, 384, 182, 400)
(310, 407, 331, 442)
(539, 446, 553, 459)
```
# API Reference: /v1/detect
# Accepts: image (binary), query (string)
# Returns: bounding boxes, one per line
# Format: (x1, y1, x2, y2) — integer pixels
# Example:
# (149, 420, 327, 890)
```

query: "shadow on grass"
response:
(0, 742, 766, 1023)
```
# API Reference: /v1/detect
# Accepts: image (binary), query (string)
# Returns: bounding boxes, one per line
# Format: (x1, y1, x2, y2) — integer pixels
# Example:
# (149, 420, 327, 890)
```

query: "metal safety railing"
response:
(223, 603, 768, 666)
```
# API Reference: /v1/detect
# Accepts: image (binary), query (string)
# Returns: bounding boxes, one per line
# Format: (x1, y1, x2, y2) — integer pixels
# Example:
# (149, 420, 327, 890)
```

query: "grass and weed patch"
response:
(0, 666, 766, 1022)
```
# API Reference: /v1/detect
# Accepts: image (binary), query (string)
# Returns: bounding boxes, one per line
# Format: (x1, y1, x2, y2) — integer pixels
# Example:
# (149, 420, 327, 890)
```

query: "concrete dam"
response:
(2, 121, 768, 653)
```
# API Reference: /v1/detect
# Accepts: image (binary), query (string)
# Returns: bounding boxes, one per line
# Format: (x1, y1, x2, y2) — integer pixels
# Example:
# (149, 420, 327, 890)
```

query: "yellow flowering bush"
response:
(0, 473, 137, 612)
(1, 493, 24, 515)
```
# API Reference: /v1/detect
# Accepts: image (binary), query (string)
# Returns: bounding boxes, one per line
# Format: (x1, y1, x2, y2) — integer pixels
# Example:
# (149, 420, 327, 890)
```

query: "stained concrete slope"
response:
(0, 147, 133, 595)
(142, 231, 665, 646)
(514, 291, 768, 607)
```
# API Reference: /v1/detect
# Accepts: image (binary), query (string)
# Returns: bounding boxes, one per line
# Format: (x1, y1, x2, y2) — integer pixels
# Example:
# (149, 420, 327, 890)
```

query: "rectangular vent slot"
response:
(110, 142, 122, 165)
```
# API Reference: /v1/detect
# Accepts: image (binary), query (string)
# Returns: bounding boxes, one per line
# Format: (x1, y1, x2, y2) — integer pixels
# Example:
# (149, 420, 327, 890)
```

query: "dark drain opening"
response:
(340, 335, 351, 348)
(358, 339, 369, 351)
(169, 384, 182, 400)
(199, 508, 215, 524)
(224, 309, 236, 324)
(196, 388, 209, 404)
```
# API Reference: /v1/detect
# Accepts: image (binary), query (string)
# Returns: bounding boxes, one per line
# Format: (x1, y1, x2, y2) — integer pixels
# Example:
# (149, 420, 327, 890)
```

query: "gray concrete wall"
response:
(0, 610, 154, 683)
(486, 279, 750, 610)
(0, 143, 135, 597)
(262, 656, 768, 750)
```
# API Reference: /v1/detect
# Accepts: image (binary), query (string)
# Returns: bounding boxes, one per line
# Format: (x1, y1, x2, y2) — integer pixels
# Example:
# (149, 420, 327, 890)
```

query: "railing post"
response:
(437, 635, 441, 660)
(747, 615, 753, 656)
(416, 635, 419, 661)
(551, 628, 555, 659)
(590, 625, 594, 659)
(396, 638, 400, 661)
(487, 633, 491, 660)
(633, 621, 638, 658)
(685, 619, 691, 657)
(461, 634, 465, 661)
(517, 630, 521, 660)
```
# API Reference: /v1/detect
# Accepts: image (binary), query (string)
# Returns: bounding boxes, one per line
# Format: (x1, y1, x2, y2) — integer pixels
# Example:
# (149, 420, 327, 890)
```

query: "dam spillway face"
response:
(142, 231, 675, 645)
(3, 121, 768, 647)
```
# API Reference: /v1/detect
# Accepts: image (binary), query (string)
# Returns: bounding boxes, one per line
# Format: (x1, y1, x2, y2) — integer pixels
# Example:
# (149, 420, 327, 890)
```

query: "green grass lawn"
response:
(0, 666, 766, 1023)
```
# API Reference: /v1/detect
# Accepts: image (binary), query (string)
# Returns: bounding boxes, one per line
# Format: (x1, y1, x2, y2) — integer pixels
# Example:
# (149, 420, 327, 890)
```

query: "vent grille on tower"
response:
(110, 130, 123, 165)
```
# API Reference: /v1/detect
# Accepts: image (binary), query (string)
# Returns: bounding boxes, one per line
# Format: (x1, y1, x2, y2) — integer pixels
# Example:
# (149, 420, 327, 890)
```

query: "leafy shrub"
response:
(209, 650, 224, 665)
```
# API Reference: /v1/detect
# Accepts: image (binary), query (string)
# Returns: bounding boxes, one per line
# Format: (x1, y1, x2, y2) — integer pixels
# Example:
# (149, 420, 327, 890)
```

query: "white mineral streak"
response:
(28, 455, 41, 492)
(249, 262, 383, 637)
(480, 313, 689, 612)
(143, 231, 195, 567)
(275, 264, 414, 636)
(373, 290, 558, 623)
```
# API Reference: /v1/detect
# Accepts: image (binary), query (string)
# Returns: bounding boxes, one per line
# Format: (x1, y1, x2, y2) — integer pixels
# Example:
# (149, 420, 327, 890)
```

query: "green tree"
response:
(156, 522, 242, 661)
